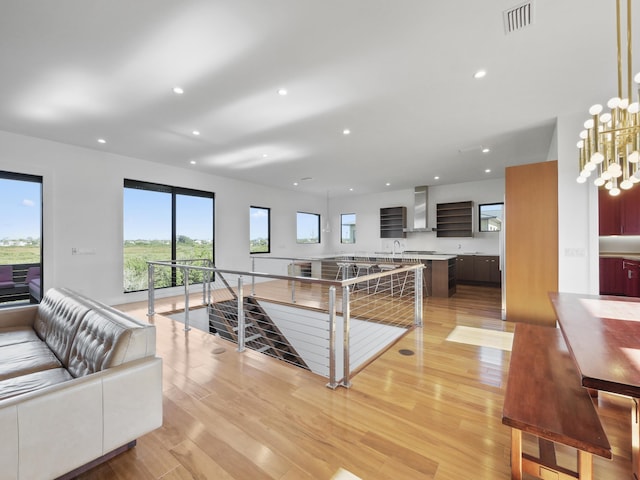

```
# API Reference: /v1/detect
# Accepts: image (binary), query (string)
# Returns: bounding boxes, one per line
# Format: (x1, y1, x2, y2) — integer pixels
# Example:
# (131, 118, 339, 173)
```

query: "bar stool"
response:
(335, 257, 355, 281)
(375, 257, 401, 295)
(353, 256, 375, 292)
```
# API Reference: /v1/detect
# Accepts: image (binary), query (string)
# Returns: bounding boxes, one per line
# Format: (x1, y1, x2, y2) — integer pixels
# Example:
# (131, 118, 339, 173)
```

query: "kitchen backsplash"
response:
(599, 235, 640, 253)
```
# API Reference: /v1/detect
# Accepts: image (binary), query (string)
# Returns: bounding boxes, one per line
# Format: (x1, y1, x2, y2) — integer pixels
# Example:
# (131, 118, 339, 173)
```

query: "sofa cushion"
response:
(0, 367, 73, 401)
(67, 310, 137, 378)
(0, 341, 62, 380)
(0, 326, 40, 347)
(35, 288, 92, 365)
(0, 266, 13, 289)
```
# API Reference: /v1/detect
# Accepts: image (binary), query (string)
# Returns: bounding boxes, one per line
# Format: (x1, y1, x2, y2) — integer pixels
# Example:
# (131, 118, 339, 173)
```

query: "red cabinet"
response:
(598, 189, 621, 235)
(622, 187, 640, 234)
(599, 257, 624, 295)
(599, 186, 640, 235)
(623, 260, 640, 297)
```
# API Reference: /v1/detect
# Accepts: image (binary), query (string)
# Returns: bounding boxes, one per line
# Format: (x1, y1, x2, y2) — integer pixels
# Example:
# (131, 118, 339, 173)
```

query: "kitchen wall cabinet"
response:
(599, 186, 640, 235)
(380, 206, 407, 238)
(436, 201, 473, 237)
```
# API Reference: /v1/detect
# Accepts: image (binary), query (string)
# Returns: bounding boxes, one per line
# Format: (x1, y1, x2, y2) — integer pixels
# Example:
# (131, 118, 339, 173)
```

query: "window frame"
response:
(296, 211, 321, 244)
(340, 213, 356, 244)
(0, 170, 43, 303)
(250, 206, 271, 254)
(123, 179, 215, 293)
(478, 202, 504, 232)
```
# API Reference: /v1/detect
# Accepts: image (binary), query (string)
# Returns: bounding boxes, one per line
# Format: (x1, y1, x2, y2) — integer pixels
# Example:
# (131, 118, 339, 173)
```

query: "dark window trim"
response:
(0, 170, 43, 303)
(250, 205, 271, 254)
(296, 211, 321, 244)
(478, 202, 504, 232)
(124, 179, 215, 293)
(340, 212, 356, 244)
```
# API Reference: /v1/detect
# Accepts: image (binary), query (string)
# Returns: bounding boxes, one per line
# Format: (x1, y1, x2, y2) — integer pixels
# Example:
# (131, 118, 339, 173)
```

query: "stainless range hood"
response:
(404, 186, 435, 232)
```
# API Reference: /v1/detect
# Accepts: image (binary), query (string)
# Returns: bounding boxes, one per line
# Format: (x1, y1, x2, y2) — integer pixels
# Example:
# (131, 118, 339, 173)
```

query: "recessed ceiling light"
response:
(482, 147, 490, 153)
(173, 86, 184, 94)
(190, 160, 196, 165)
(293, 182, 299, 186)
(278, 88, 288, 96)
(349, 188, 354, 191)
(485, 169, 491, 173)
(343, 129, 351, 135)
(97, 138, 106, 144)
(192, 130, 200, 136)
(385, 182, 391, 186)
(473, 70, 487, 79)
(434, 176, 440, 180)
(262, 153, 269, 158)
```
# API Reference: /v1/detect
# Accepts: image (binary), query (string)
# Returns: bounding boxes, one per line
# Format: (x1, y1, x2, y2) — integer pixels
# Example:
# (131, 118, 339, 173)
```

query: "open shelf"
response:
(380, 206, 407, 238)
(436, 201, 473, 237)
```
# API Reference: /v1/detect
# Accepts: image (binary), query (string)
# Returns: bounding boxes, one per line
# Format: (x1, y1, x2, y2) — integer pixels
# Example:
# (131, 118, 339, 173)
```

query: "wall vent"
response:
(503, 1, 534, 34)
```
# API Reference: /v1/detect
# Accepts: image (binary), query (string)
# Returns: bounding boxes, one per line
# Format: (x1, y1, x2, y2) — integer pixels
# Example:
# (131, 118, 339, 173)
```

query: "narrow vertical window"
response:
(341, 213, 356, 244)
(296, 212, 320, 244)
(250, 206, 271, 253)
(0, 171, 43, 304)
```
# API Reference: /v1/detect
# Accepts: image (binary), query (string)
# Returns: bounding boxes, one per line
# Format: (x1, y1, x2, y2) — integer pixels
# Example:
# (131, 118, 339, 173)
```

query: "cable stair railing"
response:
(208, 295, 309, 370)
(146, 258, 424, 389)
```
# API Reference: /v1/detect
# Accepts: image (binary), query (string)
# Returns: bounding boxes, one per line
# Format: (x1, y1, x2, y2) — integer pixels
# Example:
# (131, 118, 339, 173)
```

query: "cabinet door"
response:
(455, 255, 474, 282)
(623, 260, 640, 297)
(599, 189, 621, 235)
(489, 256, 501, 284)
(622, 186, 640, 234)
(473, 256, 492, 282)
(600, 257, 624, 295)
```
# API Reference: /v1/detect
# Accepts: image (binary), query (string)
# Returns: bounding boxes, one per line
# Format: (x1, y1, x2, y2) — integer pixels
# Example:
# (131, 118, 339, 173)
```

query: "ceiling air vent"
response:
(503, 1, 534, 34)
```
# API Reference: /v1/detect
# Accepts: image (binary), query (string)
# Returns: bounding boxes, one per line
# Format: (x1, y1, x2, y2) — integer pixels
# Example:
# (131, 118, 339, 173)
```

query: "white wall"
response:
(0, 130, 327, 305)
(556, 113, 599, 294)
(327, 178, 505, 255)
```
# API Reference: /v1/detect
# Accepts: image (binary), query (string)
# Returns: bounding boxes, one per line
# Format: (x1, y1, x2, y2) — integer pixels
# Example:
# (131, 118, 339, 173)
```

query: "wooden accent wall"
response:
(505, 160, 558, 326)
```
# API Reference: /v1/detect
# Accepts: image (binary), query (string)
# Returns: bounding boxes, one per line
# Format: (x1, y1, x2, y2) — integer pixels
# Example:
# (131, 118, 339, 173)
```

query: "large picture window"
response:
(250, 206, 270, 253)
(0, 171, 43, 304)
(123, 179, 214, 292)
(296, 212, 320, 244)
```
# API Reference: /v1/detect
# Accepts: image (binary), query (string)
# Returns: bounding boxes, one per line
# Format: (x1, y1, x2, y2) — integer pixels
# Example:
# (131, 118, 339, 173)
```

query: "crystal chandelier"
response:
(576, 0, 640, 196)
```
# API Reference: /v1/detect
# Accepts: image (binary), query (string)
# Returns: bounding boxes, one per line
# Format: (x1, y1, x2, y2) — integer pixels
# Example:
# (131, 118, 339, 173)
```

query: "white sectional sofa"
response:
(0, 287, 163, 480)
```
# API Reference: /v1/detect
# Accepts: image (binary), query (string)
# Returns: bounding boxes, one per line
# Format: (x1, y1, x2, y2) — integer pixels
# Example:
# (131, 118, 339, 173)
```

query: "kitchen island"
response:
(318, 253, 457, 298)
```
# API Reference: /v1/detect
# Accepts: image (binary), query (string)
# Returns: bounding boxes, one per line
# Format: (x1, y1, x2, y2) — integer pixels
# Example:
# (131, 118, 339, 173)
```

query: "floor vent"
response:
(503, 1, 534, 34)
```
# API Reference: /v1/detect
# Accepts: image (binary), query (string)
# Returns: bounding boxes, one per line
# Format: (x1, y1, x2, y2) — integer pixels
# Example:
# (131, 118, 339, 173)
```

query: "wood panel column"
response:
(505, 160, 558, 326)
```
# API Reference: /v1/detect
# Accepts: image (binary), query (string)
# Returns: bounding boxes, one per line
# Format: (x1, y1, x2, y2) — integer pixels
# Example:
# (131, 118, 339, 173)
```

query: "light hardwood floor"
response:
(77, 285, 632, 480)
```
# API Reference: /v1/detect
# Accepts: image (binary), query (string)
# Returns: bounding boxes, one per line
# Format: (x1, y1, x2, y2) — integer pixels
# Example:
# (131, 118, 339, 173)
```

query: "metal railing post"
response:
(326, 286, 338, 389)
(251, 257, 256, 296)
(183, 267, 191, 331)
(237, 276, 245, 352)
(414, 267, 423, 327)
(341, 285, 352, 388)
(291, 259, 296, 303)
(147, 263, 155, 317)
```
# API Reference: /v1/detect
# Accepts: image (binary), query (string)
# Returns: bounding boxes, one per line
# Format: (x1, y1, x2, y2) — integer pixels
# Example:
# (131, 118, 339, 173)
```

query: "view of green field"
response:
(124, 238, 213, 292)
(0, 244, 41, 265)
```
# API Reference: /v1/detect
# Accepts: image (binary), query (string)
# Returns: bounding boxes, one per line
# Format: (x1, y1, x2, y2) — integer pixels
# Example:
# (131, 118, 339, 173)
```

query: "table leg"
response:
(511, 428, 522, 480)
(634, 398, 639, 480)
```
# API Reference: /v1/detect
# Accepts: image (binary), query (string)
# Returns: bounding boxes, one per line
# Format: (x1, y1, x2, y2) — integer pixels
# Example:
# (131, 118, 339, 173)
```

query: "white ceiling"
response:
(0, 0, 635, 196)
